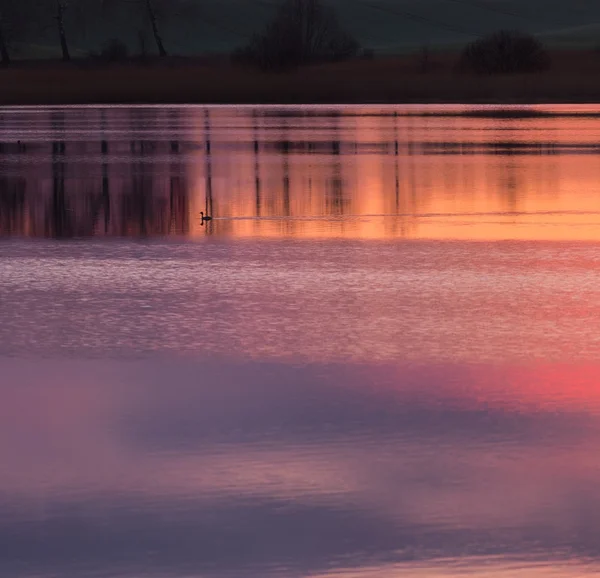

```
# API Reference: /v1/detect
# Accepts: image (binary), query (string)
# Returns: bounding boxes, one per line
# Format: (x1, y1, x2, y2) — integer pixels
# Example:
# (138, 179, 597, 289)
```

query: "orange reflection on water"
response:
(3, 105, 600, 241)
(187, 106, 600, 241)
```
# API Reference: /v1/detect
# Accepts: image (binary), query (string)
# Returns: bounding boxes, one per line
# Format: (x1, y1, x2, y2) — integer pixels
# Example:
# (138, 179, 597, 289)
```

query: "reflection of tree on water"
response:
(325, 118, 347, 217)
(100, 136, 111, 234)
(2, 107, 590, 240)
(391, 112, 406, 236)
(0, 124, 28, 235)
(123, 141, 152, 236)
(500, 160, 519, 215)
(92, 108, 111, 235)
(252, 110, 261, 218)
(281, 123, 291, 219)
(48, 111, 72, 238)
(124, 109, 152, 236)
(0, 176, 26, 235)
(394, 113, 400, 210)
(169, 114, 188, 235)
(117, 131, 189, 236)
(0, 109, 191, 238)
(202, 109, 214, 235)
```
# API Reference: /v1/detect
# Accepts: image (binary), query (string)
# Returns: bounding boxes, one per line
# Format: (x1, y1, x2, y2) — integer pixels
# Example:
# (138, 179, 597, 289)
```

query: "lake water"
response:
(2, 104, 600, 578)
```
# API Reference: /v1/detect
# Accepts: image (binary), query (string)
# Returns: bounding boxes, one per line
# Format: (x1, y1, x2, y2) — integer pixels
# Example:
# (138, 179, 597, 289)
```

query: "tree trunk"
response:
(145, 0, 167, 57)
(56, 0, 70, 62)
(0, 26, 10, 66)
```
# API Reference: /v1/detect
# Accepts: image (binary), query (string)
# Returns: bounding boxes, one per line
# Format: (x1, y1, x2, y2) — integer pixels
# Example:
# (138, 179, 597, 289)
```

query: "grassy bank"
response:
(1, 50, 600, 105)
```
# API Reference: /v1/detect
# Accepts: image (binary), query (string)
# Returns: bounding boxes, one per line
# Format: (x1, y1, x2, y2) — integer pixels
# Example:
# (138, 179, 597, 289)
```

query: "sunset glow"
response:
(186, 106, 600, 241)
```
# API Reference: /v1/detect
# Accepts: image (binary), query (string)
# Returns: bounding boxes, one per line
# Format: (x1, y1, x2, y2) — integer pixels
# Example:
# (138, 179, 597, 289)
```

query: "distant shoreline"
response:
(1, 50, 599, 106)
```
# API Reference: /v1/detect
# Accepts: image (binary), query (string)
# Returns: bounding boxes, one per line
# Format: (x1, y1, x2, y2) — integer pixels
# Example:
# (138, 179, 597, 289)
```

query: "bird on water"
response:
(200, 211, 212, 222)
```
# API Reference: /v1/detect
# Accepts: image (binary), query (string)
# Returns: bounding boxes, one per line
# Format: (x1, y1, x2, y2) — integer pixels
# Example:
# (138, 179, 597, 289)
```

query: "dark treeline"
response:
(0, 0, 556, 77)
(0, 0, 362, 67)
(0, 0, 204, 64)
(233, 0, 360, 70)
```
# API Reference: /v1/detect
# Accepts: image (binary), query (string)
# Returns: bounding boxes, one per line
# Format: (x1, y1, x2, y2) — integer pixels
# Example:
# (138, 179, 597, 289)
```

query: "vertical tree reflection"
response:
(281, 120, 291, 219)
(83, 132, 112, 236)
(0, 134, 27, 235)
(124, 109, 154, 236)
(169, 110, 188, 235)
(100, 109, 111, 234)
(326, 117, 346, 217)
(48, 112, 72, 238)
(0, 176, 26, 235)
(394, 112, 400, 212)
(202, 109, 214, 235)
(0, 107, 565, 241)
(252, 110, 262, 218)
(501, 159, 520, 214)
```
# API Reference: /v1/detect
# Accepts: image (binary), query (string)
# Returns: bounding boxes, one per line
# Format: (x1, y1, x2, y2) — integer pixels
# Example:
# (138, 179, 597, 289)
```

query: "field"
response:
(1, 50, 599, 105)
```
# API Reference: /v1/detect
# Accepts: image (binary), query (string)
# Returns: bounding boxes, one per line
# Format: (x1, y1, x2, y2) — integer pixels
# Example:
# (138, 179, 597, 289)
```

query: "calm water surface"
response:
(2, 105, 600, 577)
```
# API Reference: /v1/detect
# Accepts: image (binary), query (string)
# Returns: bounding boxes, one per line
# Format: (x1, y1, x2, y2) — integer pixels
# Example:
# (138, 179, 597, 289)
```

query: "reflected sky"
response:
(2, 105, 600, 240)
(2, 358, 600, 578)
(3, 106, 600, 578)
(3, 240, 600, 363)
(3, 238, 600, 577)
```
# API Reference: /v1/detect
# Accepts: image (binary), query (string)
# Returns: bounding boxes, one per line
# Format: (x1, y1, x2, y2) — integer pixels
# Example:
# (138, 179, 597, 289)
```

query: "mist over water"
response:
(2, 105, 600, 577)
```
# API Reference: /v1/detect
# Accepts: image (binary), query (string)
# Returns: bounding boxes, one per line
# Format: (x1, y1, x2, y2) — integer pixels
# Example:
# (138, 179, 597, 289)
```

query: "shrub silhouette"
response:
(459, 30, 550, 74)
(234, 0, 360, 70)
(99, 39, 129, 62)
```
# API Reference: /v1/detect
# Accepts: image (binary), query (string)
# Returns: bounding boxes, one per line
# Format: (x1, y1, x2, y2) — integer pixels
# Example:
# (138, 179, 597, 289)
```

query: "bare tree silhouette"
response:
(0, 0, 31, 65)
(54, 0, 70, 61)
(459, 30, 550, 74)
(100, 0, 196, 57)
(234, 0, 359, 70)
